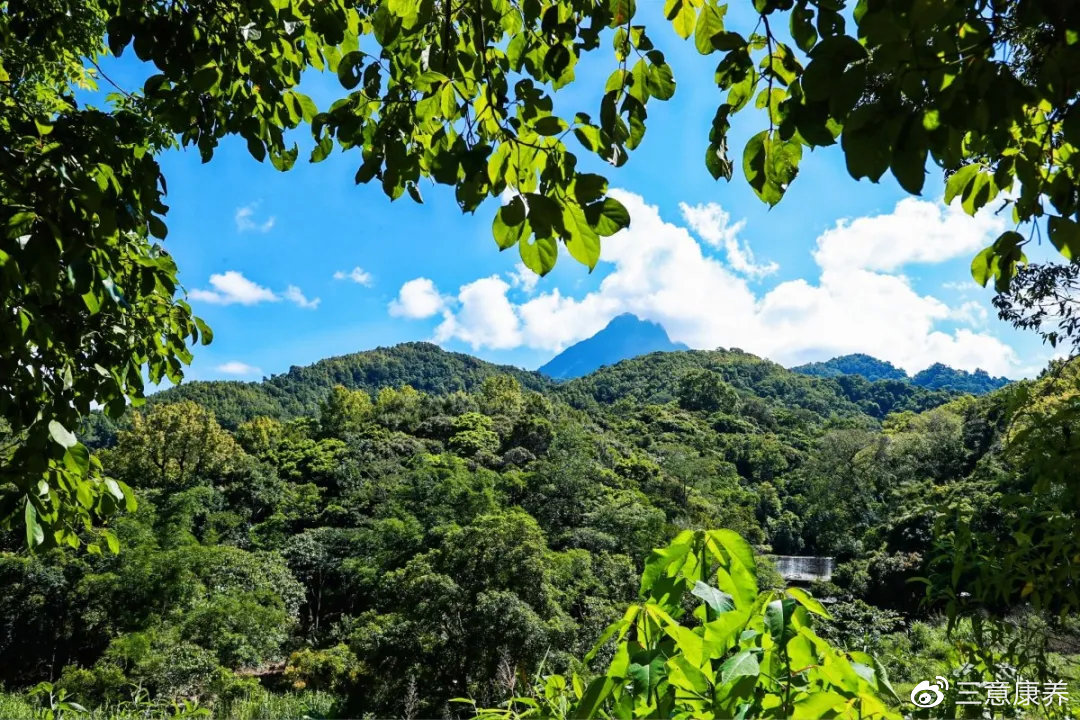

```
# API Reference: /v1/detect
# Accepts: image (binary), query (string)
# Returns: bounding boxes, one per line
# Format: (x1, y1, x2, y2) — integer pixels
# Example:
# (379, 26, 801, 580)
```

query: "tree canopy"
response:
(3, 0, 1080, 544)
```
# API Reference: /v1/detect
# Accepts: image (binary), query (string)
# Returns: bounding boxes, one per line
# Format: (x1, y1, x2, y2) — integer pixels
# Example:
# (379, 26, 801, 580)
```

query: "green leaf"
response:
(944, 164, 980, 205)
(117, 480, 138, 512)
(890, 127, 928, 195)
(584, 604, 639, 663)
(63, 444, 90, 475)
(790, 5, 818, 52)
(667, 655, 711, 694)
(190, 65, 221, 93)
(791, 691, 847, 718)
(25, 500, 44, 547)
(1047, 216, 1080, 261)
(646, 63, 676, 100)
(105, 478, 125, 503)
(961, 171, 997, 215)
(534, 116, 567, 136)
(571, 676, 615, 719)
(705, 142, 733, 181)
(337, 51, 363, 89)
(147, 215, 168, 240)
(765, 597, 797, 643)
(519, 235, 558, 276)
(562, 203, 601, 269)
(102, 529, 120, 554)
(609, 0, 635, 27)
(692, 581, 736, 614)
(785, 587, 831, 618)
(970, 244, 995, 287)
(627, 653, 665, 695)
(719, 650, 759, 684)
(48, 420, 77, 449)
(493, 197, 529, 251)
(669, 0, 697, 39)
(694, 3, 726, 55)
(743, 131, 798, 206)
(584, 197, 630, 236)
(194, 317, 214, 346)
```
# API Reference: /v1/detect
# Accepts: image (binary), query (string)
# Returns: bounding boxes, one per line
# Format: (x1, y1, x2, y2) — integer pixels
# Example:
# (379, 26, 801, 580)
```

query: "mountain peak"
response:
(792, 354, 1010, 395)
(538, 315, 689, 379)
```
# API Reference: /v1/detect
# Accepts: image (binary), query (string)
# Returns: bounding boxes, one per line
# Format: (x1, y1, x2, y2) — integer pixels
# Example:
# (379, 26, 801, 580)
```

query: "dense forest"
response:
(792, 354, 1011, 395)
(1, 344, 1077, 718)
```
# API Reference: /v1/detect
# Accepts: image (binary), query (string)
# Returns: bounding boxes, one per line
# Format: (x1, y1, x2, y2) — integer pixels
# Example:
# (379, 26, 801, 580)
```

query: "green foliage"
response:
(7, 0, 1079, 544)
(469, 530, 900, 719)
(283, 644, 360, 693)
(317, 386, 373, 439)
(1, 343, 1078, 717)
(103, 402, 242, 490)
(794, 354, 909, 383)
(677, 370, 740, 413)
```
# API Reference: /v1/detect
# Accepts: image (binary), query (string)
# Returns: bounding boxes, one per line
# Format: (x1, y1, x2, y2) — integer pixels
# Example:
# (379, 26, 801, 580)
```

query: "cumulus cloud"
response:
(508, 262, 540, 293)
(334, 266, 374, 286)
(812, 197, 1002, 272)
(235, 202, 275, 233)
(950, 300, 989, 326)
(679, 202, 778, 278)
(190, 271, 278, 305)
(190, 271, 319, 309)
(388, 277, 445, 318)
(283, 285, 321, 309)
(215, 361, 262, 376)
(435, 276, 523, 350)
(942, 279, 978, 292)
(407, 191, 1018, 376)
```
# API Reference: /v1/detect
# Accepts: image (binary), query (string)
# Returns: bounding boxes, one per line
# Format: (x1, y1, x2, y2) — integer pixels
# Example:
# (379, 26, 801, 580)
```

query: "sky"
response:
(95, 5, 1063, 384)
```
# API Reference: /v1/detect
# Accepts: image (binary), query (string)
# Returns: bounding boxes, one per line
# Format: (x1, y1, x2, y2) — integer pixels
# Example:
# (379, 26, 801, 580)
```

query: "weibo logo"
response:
(910, 677, 949, 708)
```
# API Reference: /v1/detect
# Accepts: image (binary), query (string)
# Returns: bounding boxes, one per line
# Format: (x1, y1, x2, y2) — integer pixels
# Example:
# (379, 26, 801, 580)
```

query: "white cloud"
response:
(283, 285, 320, 309)
(418, 191, 1020, 376)
(942, 280, 978, 292)
(215, 361, 262, 376)
(950, 300, 989, 326)
(679, 202, 778, 278)
(189, 271, 319, 310)
(235, 202, 275, 233)
(189, 271, 278, 305)
(508, 262, 539, 293)
(389, 277, 445, 318)
(435, 276, 523, 350)
(334, 266, 374, 286)
(812, 197, 1003, 272)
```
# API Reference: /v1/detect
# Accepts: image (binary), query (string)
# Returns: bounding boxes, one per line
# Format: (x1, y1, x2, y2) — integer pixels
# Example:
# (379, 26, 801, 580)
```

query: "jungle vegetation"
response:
(3, 0, 1080, 717)
(0, 345, 1077, 718)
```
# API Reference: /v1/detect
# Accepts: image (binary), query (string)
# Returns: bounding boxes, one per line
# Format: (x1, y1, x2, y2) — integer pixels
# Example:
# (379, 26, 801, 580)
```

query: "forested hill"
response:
(24, 339, 1080, 719)
(792, 353, 1011, 394)
(148, 342, 552, 429)
(556, 348, 959, 423)
(120, 343, 962, 445)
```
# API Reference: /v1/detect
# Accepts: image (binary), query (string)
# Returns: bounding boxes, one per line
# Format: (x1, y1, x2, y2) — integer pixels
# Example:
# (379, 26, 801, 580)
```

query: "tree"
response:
(105, 401, 242, 490)
(448, 412, 502, 459)
(470, 530, 900, 719)
(677, 370, 739, 413)
(318, 385, 374, 439)
(7, 0, 1080, 543)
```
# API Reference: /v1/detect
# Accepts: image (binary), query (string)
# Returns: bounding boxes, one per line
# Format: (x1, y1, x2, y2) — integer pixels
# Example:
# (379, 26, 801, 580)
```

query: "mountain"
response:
(792, 353, 1010, 395)
(149, 342, 552, 429)
(792, 353, 908, 382)
(911, 363, 1011, 394)
(538, 314, 689, 379)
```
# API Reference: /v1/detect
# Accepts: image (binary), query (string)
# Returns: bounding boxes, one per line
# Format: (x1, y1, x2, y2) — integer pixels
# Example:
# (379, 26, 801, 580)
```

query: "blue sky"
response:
(96, 5, 1060, 383)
